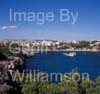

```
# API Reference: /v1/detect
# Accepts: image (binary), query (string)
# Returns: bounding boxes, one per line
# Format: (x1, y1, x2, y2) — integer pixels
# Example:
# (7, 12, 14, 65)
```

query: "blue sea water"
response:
(26, 51, 100, 81)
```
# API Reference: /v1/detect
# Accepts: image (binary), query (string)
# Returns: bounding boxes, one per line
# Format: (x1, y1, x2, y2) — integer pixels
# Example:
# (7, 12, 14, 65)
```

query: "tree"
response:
(22, 81, 38, 94)
(95, 76, 100, 93)
(81, 80, 95, 94)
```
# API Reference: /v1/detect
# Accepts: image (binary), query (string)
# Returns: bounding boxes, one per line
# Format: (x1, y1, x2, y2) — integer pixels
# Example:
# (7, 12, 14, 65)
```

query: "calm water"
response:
(26, 51, 100, 81)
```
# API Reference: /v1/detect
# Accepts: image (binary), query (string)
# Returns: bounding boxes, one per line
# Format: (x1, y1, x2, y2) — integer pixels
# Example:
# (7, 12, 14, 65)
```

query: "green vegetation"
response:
(14, 70, 100, 94)
(0, 44, 18, 57)
(68, 41, 90, 49)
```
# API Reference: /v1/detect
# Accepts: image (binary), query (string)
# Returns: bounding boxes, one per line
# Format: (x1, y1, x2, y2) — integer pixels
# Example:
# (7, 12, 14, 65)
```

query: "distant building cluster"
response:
(0, 40, 100, 56)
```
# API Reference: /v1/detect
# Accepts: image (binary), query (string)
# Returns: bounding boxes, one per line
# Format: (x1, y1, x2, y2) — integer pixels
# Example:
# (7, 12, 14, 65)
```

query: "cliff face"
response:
(0, 53, 24, 94)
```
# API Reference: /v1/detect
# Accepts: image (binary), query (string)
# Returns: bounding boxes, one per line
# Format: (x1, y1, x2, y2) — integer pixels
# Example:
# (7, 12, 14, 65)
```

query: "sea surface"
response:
(26, 51, 100, 81)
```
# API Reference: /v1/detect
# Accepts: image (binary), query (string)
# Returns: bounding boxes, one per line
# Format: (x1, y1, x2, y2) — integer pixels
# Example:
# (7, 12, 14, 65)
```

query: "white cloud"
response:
(0, 25, 17, 30)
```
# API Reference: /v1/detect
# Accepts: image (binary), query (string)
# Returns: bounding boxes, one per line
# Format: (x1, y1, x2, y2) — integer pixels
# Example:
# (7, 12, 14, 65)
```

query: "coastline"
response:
(41, 49, 100, 52)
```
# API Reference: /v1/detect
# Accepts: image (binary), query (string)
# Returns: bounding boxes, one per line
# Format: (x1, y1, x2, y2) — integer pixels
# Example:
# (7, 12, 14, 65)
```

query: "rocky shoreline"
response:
(0, 53, 26, 94)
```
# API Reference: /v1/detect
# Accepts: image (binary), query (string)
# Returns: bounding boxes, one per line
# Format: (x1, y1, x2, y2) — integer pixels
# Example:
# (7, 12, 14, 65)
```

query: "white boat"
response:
(63, 52, 76, 57)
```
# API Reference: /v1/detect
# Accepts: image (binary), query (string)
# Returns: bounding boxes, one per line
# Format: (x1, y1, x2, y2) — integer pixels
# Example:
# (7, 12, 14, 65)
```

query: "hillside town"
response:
(0, 40, 100, 55)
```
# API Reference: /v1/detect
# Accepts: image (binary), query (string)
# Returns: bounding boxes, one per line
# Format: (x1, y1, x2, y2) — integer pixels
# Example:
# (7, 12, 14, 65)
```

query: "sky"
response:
(0, 0, 100, 41)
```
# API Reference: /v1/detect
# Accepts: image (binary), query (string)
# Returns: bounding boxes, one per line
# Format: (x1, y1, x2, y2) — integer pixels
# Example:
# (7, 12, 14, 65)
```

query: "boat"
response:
(63, 52, 76, 57)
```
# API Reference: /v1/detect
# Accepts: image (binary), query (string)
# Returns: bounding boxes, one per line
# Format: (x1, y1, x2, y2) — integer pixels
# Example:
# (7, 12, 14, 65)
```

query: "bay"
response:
(26, 51, 100, 81)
